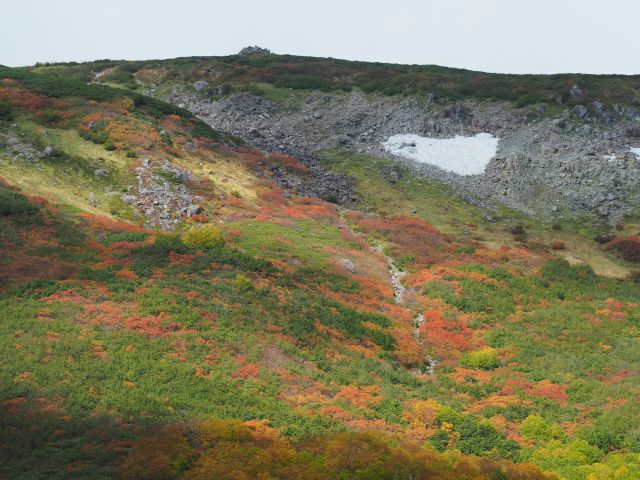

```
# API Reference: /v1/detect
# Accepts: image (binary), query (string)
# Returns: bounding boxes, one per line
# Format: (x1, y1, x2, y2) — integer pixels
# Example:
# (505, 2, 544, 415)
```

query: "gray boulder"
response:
(122, 195, 137, 204)
(193, 80, 209, 92)
(574, 105, 588, 119)
(183, 204, 201, 217)
(591, 101, 605, 116)
(339, 258, 356, 273)
(569, 83, 583, 98)
(42, 144, 54, 157)
(174, 170, 190, 182)
(334, 134, 350, 145)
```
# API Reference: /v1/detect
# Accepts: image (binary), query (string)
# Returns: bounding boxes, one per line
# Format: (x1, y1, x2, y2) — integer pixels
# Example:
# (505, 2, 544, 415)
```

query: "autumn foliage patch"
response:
(606, 236, 640, 262)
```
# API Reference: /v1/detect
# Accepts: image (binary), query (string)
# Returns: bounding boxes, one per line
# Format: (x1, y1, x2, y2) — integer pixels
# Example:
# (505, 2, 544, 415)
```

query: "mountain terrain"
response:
(0, 48, 639, 479)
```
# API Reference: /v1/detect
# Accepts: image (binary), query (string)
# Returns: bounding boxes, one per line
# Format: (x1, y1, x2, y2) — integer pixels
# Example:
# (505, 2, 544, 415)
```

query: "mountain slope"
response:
(1, 56, 640, 480)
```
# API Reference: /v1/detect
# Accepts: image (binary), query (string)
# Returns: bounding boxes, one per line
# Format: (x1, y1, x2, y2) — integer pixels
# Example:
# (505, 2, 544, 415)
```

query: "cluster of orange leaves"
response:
(419, 309, 475, 354)
(501, 378, 568, 404)
(118, 417, 554, 480)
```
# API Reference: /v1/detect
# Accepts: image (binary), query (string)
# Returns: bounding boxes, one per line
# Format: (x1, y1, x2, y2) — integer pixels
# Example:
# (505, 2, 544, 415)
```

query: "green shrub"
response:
(232, 273, 253, 290)
(461, 347, 500, 370)
(183, 225, 224, 250)
(131, 234, 189, 276)
(0, 186, 39, 216)
(434, 407, 520, 459)
(102, 231, 148, 245)
(520, 415, 566, 442)
(0, 101, 13, 121)
(540, 259, 597, 285)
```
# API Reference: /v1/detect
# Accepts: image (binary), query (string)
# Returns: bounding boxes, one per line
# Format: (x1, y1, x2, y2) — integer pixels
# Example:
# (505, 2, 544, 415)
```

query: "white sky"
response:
(1, 0, 639, 74)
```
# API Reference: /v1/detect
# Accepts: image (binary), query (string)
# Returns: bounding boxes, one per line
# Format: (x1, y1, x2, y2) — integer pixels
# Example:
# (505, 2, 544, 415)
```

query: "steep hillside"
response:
(50, 50, 640, 225)
(1, 57, 640, 480)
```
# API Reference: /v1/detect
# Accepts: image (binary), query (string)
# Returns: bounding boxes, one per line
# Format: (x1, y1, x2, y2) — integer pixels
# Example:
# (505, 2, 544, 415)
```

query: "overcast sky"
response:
(2, 0, 639, 74)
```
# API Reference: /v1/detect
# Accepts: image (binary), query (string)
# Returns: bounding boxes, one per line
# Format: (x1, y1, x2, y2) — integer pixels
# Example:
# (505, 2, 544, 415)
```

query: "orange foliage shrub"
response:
(403, 399, 442, 438)
(269, 152, 309, 174)
(0, 86, 48, 111)
(231, 363, 260, 379)
(334, 385, 381, 408)
(419, 310, 474, 353)
(501, 378, 568, 404)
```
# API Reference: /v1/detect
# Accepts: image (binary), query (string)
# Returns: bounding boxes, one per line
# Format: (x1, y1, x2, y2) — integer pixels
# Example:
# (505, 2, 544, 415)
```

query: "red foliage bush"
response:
(606, 236, 640, 262)
(269, 152, 309, 174)
(349, 213, 443, 264)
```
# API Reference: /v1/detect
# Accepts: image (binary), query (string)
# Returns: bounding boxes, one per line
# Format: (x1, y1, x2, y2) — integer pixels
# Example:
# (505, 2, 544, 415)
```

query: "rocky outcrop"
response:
(167, 87, 640, 223)
(238, 46, 271, 56)
(133, 158, 201, 229)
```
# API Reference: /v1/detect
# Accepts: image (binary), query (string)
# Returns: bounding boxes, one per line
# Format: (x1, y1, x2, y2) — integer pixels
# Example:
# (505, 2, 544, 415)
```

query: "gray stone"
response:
(552, 117, 566, 129)
(193, 80, 209, 92)
(569, 83, 583, 98)
(339, 258, 356, 273)
(94, 169, 109, 176)
(183, 204, 201, 217)
(592, 101, 605, 116)
(42, 144, 54, 157)
(334, 134, 350, 145)
(174, 171, 190, 182)
(122, 195, 137, 204)
(575, 105, 588, 119)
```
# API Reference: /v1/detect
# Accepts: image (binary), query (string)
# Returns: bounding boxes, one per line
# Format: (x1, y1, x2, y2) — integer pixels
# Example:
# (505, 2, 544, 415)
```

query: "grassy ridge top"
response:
(25, 53, 640, 107)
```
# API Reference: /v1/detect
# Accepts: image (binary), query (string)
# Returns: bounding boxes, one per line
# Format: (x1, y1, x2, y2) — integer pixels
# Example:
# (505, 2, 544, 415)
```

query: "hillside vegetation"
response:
(1, 58, 640, 480)
(24, 53, 640, 107)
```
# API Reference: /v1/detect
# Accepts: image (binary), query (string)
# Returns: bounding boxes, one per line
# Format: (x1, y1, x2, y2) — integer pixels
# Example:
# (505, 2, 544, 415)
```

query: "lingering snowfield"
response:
(630, 147, 640, 159)
(383, 133, 499, 175)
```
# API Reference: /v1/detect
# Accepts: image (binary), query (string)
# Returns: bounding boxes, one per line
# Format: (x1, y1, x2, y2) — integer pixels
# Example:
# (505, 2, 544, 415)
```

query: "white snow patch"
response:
(603, 154, 616, 162)
(383, 133, 499, 176)
(630, 147, 640, 159)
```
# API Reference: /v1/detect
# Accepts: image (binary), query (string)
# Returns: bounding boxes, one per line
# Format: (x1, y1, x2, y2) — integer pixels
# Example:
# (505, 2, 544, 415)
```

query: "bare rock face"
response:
(167, 87, 640, 224)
